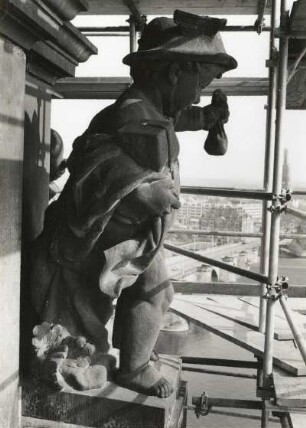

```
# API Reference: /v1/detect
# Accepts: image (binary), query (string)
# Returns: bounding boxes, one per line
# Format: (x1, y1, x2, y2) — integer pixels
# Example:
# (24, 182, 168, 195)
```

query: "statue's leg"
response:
(115, 251, 174, 398)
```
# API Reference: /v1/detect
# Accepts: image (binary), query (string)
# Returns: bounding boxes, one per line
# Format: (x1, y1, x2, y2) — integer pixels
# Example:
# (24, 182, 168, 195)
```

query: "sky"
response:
(51, 11, 306, 190)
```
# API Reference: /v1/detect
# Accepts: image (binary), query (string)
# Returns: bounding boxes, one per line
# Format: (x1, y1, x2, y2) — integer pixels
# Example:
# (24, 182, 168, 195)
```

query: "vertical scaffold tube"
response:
(129, 17, 137, 53)
(259, 0, 278, 333)
(262, 0, 289, 397)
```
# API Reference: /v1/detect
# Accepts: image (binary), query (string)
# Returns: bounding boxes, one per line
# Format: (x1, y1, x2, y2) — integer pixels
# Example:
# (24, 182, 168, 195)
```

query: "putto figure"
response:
(29, 11, 237, 397)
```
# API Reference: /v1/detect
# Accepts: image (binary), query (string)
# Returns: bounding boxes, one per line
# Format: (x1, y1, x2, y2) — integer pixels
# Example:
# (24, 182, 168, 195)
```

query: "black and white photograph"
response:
(1, 1, 306, 427)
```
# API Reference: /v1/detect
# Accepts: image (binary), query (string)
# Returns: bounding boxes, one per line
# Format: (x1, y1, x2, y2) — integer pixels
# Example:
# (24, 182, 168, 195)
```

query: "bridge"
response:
(165, 238, 260, 281)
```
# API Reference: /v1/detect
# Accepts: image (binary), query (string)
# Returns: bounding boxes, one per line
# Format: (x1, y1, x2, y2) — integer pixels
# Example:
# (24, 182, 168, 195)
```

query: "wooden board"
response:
(54, 77, 269, 99)
(239, 297, 306, 333)
(240, 296, 306, 315)
(82, 0, 272, 16)
(289, 413, 306, 427)
(274, 368, 306, 408)
(170, 298, 306, 376)
(176, 295, 295, 340)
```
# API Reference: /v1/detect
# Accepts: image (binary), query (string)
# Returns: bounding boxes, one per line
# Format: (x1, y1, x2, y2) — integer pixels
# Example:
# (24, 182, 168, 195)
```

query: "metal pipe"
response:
(181, 356, 259, 368)
(129, 17, 137, 53)
(180, 186, 306, 198)
(180, 186, 272, 200)
(261, 409, 271, 428)
(262, 0, 289, 391)
(207, 398, 263, 410)
(182, 366, 257, 378)
(167, 229, 306, 239)
(168, 229, 262, 238)
(82, 33, 129, 37)
(164, 243, 269, 284)
(286, 206, 306, 221)
(259, 0, 278, 334)
(279, 294, 306, 365)
(76, 26, 130, 32)
(76, 25, 271, 34)
(293, 190, 306, 196)
(256, 0, 269, 33)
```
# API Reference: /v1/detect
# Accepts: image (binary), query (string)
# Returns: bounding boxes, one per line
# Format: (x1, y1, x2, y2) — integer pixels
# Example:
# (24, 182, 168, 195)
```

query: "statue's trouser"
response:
(113, 249, 174, 373)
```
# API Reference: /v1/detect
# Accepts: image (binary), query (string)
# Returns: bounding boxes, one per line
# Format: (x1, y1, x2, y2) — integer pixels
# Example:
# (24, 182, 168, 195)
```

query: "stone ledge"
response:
(43, 0, 89, 22)
(22, 355, 182, 428)
(0, 0, 97, 80)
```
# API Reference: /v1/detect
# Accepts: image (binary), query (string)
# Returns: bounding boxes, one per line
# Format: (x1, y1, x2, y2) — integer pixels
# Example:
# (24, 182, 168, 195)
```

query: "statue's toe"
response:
(116, 364, 173, 398)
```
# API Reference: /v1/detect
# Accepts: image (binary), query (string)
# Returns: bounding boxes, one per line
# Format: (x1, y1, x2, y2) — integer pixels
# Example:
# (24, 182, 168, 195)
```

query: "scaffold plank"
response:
(240, 296, 306, 328)
(81, 0, 272, 16)
(170, 298, 306, 376)
(54, 77, 269, 99)
(288, 413, 306, 427)
(274, 368, 306, 408)
(179, 295, 296, 340)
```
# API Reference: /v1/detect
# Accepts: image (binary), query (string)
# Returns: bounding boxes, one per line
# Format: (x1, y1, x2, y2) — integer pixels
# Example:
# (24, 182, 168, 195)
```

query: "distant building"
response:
(199, 204, 255, 235)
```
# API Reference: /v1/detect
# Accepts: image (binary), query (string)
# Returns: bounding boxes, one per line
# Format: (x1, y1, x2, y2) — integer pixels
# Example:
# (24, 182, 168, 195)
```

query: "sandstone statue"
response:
(28, 11, 237, 397)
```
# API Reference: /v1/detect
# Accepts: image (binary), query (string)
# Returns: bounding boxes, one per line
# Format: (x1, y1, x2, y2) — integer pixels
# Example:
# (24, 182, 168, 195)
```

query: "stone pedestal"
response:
(22, 356, 186, 428)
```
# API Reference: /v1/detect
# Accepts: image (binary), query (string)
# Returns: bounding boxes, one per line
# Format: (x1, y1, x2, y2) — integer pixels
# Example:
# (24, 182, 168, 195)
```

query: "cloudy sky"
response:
(51, 12, 306, 189)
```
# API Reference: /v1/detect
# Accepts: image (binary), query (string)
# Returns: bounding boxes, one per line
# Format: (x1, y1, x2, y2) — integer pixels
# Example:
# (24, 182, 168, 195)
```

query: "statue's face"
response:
(199, 63, 225, 88)
(166, 62, 225, 117)
(170, 65, 201, 115)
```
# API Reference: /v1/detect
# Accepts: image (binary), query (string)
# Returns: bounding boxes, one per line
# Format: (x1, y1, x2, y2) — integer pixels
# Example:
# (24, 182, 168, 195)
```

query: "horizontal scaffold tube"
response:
(164, 243, 269, 284)
(181, 356, 259, 368)
(168, 229, 306, 239)
(180, 186, 273, 200)
(286, 206, 306, 221)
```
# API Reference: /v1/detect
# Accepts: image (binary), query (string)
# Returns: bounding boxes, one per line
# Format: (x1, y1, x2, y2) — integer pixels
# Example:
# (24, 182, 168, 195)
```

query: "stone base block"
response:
(22, 355, 186, 428)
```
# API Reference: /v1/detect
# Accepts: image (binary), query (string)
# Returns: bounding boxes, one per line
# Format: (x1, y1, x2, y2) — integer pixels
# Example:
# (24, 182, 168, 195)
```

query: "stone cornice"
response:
(42, 0, 89, 21)
(0, 0, 97, 80)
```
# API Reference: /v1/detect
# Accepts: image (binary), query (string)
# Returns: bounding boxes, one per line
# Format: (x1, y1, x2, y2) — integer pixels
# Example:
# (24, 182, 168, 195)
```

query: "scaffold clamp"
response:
(274, 189, 292, 204)
(268, 189, 292, 214)
(265, 276, 289, 300)
(254, 16, 265, 34)
(266, 47, 278, 68)
(189, 392, 211, 418)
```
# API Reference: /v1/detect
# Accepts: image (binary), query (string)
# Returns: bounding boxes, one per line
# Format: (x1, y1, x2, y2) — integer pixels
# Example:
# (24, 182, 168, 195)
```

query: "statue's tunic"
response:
(30, 87, 203, 351)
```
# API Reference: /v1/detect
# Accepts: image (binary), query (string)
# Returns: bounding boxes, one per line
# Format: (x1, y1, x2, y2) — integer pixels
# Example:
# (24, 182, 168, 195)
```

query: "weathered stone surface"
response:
(43, 0, 89, 22)
(0, 35, 26, 428)
(0, 0, 97, 80)
(23, 356, 182, 428)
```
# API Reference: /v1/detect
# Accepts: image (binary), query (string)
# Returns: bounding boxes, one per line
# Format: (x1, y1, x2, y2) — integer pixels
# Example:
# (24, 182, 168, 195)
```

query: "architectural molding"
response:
(0, 0, 97, 82)
(42, 0, 89, 21)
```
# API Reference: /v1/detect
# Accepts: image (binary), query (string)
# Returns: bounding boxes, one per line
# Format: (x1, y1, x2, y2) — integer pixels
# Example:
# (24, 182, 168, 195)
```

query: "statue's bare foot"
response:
(116, 364, 173, 398)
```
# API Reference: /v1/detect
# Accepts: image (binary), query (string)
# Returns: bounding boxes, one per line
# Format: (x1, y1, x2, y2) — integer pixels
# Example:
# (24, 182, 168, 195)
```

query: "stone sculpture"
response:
(29, 11, 237, 397)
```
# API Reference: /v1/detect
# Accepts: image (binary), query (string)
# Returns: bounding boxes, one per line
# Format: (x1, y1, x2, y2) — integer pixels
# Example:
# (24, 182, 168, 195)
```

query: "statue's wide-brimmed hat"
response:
(123, 15, 237, 71)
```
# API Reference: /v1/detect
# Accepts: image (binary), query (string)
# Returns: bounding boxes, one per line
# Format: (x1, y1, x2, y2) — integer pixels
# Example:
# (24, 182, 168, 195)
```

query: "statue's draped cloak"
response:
(30, 88, 180, 351)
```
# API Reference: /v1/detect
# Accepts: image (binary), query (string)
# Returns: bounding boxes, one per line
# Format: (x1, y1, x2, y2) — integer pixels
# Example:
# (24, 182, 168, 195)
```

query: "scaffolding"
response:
(53, 1, 306, 426)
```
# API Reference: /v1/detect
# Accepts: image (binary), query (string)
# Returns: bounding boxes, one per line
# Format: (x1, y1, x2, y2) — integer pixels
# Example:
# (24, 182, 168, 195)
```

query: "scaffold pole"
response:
(261, 0, 289, 426)
(259, 0, 278, 334)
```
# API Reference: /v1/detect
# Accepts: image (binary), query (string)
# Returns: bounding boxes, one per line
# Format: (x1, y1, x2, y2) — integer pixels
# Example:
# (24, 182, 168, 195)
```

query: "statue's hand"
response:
(126, 179, 181, 217)
(202, 89, 229, 130)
